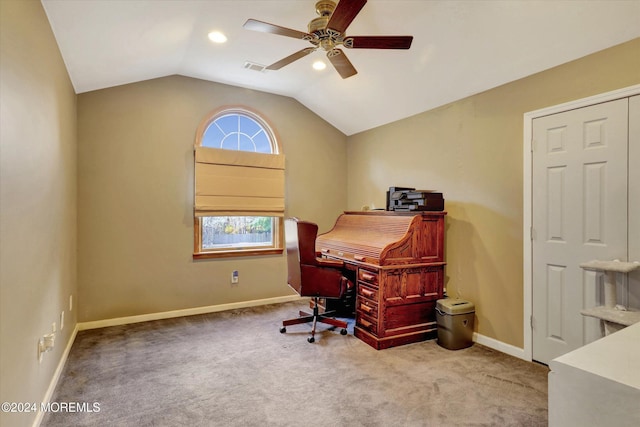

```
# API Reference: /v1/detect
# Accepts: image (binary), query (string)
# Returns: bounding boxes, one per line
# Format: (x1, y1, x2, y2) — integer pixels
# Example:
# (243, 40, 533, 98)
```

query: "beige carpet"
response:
(42, 301, 548, 426)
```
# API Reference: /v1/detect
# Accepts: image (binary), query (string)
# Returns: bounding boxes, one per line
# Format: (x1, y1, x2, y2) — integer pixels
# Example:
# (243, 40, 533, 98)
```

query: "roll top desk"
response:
(316, 211, 446, 349)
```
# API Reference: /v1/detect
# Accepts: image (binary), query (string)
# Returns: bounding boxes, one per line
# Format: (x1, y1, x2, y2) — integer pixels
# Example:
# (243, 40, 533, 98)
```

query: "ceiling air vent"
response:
(243, 61, 266, 72)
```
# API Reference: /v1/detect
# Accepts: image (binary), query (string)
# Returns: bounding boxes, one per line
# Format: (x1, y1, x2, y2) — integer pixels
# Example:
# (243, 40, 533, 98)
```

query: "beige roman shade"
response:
(194, 146, 285, 217)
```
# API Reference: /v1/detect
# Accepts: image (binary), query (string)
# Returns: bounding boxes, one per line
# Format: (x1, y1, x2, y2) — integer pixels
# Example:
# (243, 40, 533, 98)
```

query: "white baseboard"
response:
(33, 324, 79, 427)
(78, 294, 302, 331)
(473, 332, 527, 360)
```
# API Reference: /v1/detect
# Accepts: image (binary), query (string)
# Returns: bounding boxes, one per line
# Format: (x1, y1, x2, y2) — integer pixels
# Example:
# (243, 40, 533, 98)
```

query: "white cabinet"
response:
(548, 322, 640, 427)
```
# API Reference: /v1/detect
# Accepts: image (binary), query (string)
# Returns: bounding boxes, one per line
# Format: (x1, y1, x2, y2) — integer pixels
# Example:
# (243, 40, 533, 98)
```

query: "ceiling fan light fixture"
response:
(312, 60, 327, 71)
(208, 31, 227, 44)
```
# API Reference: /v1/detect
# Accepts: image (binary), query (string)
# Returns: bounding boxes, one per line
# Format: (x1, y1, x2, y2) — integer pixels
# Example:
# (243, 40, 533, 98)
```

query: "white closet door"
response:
(532, 98, 629, 364)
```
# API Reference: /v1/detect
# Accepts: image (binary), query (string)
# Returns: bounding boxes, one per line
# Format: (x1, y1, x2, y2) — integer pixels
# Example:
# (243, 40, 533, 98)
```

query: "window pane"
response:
(201, 216, 274, 250)
(239, 115, 261, 136)
(201, 123, 226, 148)
(253, 131, 272, 153)
(237, 134, 255, 151)
(219, 134, 238, 150)
(216, 114, 238, 133)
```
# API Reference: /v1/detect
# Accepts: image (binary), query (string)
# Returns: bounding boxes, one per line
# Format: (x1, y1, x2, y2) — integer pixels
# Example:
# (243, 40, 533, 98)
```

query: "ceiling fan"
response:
(243, 0, 413, 79)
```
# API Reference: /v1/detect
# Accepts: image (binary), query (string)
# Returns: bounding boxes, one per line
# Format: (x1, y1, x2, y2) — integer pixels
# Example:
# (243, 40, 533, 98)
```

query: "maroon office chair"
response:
(280, 218, 350, 343)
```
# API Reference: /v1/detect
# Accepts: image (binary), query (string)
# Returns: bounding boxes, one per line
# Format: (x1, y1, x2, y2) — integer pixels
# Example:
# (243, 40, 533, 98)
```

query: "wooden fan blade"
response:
(327, 49, 357, 79)
(266, 48, 317, 70)
(344, 36, 413, 49)
(243, 19, 311, 40)
(326, 0, 367, 34)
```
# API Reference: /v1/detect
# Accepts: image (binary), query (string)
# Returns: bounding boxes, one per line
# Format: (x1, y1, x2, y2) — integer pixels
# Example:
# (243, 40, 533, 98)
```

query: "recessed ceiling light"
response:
(208, 31, 227, 44)
(313, 61, 326, 71)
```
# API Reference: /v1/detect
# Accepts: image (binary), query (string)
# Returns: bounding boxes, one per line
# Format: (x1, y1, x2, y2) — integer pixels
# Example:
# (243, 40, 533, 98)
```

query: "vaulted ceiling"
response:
(41, 0, 640, 135)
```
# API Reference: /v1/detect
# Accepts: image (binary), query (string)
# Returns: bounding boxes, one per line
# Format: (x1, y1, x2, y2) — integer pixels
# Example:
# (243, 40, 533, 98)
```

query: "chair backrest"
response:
(285, 217, 344, 298)
(285, 218, 304, 294)
(286, 218, 320, 293)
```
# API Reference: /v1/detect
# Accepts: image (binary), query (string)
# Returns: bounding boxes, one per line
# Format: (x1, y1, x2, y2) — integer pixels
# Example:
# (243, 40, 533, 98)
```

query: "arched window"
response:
(201, 110, 277, 154)
(193, 107, 284, 258)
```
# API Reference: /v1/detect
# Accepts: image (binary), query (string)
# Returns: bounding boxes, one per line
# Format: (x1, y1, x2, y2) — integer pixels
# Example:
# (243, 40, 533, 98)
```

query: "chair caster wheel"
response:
(279, 327, 286, 333)
(307, 336, 315, 343)
(340, 328, 348, 335)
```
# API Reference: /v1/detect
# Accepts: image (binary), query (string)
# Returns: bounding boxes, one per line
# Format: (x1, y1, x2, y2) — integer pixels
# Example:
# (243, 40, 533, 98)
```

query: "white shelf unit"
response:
(580, 260, 640, 335)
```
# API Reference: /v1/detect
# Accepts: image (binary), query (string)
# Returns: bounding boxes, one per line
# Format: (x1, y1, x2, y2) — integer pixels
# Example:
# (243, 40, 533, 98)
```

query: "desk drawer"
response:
(358, 298, 378, 319)
(357, 283, 378, 301)
(358, 268, 379, 286)
(356, 312, 378, 335)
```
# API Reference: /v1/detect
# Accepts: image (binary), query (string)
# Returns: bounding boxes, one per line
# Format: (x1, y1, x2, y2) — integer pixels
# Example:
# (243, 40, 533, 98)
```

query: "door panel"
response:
(629, 95, 640, 308)
(532, 98, 628, 364)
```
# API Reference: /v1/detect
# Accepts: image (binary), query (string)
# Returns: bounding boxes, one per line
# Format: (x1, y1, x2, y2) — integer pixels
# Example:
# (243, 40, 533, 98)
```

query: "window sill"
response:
(193, 248, 283, 260)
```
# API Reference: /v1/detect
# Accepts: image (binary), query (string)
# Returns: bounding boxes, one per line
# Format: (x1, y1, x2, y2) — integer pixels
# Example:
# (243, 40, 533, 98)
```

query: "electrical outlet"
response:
(38, 333, 55, 363)
(231, 270, 239, 284)
(60, 311, 65, 331)
(69, 294, 73, 311)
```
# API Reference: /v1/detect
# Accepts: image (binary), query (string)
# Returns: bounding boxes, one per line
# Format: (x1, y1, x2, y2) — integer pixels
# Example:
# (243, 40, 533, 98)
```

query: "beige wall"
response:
(347, 38, 640, 348)
(77, 76, 348, 322)
(0, 1, 78, 426)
